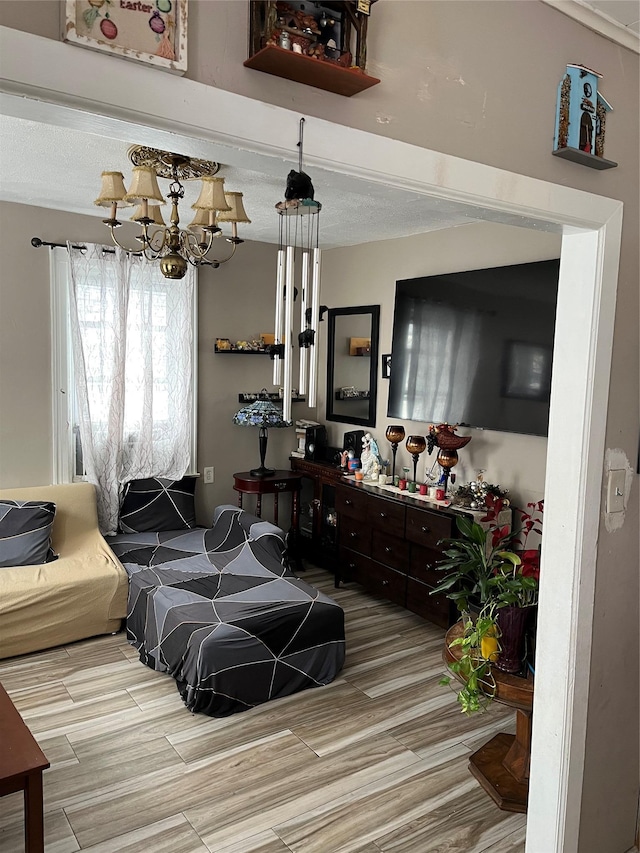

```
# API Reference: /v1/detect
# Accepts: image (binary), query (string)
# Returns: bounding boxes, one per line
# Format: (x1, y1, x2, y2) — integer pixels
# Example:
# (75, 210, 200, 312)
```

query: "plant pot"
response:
(495, 605, 535, 674)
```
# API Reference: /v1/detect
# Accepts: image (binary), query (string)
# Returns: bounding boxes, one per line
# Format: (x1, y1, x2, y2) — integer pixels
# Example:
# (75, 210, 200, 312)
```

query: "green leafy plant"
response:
(440, 611, 498, 715)
(431, 494, 516, 612)
(434, 495, 543, 713)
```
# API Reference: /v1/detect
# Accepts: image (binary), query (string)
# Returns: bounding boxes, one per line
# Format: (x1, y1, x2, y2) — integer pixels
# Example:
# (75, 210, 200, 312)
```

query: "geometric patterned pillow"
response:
(118, 476, 197, 534)
(0, 500, 58, 567)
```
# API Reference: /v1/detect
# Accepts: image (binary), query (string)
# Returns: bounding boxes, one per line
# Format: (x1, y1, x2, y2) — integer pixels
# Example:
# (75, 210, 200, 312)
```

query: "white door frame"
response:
(0, 26, 624, 853)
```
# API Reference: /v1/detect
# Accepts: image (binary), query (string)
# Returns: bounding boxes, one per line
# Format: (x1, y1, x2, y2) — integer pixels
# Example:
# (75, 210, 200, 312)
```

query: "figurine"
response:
(360, 433, 382, 480)
(285, 169, 314, 201)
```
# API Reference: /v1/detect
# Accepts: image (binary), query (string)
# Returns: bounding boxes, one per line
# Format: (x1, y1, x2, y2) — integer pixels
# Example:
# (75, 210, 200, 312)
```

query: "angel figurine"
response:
(360, 433, 382, 480)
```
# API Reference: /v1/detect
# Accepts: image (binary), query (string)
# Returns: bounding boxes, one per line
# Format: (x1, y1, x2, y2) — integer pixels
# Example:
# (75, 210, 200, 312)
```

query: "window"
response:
(51, 247, 198, 484)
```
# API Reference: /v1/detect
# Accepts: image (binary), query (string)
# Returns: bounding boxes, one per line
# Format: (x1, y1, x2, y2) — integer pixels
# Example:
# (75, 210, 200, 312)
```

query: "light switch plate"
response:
(606, 469, 625, 514)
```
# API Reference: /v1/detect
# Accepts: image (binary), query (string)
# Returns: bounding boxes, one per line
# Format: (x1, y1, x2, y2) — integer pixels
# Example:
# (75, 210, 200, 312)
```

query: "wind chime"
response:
(271, 118, 322, 424)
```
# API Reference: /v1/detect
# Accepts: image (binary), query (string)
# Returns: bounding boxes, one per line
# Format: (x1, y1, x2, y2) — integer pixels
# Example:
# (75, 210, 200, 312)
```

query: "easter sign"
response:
(64, 0, 188, 73)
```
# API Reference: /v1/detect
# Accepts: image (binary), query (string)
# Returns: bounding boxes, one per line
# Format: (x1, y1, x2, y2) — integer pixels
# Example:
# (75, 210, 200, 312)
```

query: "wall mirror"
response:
(326, 305, 380, 427)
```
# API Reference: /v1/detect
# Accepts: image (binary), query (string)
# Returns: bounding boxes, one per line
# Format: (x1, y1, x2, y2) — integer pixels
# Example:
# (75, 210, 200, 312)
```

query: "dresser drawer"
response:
(372, 528, 409, 573)
(405, 507, 454, 550)
(339, 546, 371, 585)
(346, 552, 407, 607)
(366, 497, 405, 538)
(405, 577, 453, 629)
(339, 514, 371, 557)
(336, 485, 369, 521)
(408, 544, 444, 586)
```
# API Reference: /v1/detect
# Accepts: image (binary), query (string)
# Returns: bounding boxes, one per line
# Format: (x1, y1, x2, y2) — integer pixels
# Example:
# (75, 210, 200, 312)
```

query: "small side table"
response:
(0, 683, 49, 853)
(444, 621, 534, 813)
(233, 470, 303, 571)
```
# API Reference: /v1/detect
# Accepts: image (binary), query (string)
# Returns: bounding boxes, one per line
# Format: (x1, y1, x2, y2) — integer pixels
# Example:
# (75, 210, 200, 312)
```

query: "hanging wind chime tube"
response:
(307, 243, 322, 408)
(298, 249, 310, 396)
(272, 236, 285, 386)
(282, 244, 295, 423)
(273, 117, 322, 422)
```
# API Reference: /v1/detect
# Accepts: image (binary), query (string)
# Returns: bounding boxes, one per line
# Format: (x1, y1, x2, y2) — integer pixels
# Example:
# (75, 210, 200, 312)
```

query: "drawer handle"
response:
(349, 562, 356, 570)
(382, 579, 389, 586)
(275, 482, 286, 490)
(350, 531, 358, 538)
(384, 546, 392, 553)
(421, 525, 431, 533)
(379, 512, 387, 518)
(345, 499, 353, 506)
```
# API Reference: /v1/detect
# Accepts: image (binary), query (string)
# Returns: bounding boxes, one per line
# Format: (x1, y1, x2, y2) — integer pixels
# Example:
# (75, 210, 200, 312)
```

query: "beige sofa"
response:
(0, 482, 128, 659)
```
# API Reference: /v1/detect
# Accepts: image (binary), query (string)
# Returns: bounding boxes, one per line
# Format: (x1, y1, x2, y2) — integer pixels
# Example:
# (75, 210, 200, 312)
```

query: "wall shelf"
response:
(244, 45, 379, 96)
(238, 393, 306, 403)
(215, 347, 270, 354)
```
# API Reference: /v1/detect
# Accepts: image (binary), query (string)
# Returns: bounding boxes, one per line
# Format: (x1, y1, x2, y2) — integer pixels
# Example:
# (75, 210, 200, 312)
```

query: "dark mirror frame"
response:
(326, 305, 380, 428)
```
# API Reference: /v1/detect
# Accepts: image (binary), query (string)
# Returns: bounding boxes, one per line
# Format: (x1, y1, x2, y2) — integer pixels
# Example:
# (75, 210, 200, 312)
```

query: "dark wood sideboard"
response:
(290, 458, 461, 629)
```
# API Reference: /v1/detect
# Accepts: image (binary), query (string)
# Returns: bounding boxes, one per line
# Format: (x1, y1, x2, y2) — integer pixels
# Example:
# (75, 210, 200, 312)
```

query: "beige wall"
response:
(319, 222, 562, 510)
(0, 2, 638, 850)
(0, 202, 285, 525)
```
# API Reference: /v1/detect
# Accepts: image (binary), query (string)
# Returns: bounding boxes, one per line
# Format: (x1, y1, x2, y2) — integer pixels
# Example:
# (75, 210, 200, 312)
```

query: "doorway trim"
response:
(0, 26, 624, 853)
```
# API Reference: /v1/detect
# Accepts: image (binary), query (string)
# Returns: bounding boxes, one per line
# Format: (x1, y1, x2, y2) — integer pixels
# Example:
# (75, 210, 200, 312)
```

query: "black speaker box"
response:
(343, 430, 365, 456)
(304, 426, 327, 461)
(323, 446, 343, 465)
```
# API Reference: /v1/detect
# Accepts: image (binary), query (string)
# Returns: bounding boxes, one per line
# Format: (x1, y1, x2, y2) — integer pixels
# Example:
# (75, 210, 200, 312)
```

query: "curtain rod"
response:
(31, 236, 118, 254)
(30, 236, 216, 266)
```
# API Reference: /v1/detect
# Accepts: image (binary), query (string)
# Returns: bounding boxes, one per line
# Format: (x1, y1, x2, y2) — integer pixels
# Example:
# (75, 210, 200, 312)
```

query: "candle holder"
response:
(385, 424, 405, 483)
(406, 434, 427, 483)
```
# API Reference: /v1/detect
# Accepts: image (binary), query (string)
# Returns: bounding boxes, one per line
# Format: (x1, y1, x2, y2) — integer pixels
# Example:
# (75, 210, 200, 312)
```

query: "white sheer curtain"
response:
(399, 302, 482, 423)
(67, 243, 194, 533)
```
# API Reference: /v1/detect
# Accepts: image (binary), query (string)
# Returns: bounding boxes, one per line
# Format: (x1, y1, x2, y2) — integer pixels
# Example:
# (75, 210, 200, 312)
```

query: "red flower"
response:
(492, 525, 510, 548)
(520, 549, 540, 580)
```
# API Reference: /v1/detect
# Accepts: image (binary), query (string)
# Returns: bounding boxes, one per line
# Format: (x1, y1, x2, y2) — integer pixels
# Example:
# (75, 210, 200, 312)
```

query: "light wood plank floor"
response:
(0, 564, 526, 853)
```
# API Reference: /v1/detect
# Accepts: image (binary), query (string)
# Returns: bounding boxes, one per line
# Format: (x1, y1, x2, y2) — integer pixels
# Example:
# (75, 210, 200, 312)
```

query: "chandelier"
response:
(94, 145, 250, 279)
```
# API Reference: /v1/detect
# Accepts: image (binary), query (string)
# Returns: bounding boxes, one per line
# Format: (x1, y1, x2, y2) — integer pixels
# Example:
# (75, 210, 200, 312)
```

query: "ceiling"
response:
(0, 115, 482, 250)
(579, 0, 640, 35)
(1, 1, 636, 248)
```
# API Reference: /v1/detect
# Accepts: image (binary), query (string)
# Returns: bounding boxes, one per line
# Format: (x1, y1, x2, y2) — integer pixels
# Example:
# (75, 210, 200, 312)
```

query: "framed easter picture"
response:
(63, 0, 188, 74)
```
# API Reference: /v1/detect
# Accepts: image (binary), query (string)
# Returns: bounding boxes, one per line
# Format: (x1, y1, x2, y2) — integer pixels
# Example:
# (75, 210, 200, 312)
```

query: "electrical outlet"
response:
(203, 467, 215, 484)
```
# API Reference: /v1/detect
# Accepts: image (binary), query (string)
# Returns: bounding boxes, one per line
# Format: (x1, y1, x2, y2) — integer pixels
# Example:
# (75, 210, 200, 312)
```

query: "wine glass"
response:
(406, 434, 426, 483)
(385, 425, 405, 482)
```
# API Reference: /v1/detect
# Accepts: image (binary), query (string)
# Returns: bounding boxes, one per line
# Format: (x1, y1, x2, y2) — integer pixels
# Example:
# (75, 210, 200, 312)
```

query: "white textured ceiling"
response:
(0, 115, 481, 249)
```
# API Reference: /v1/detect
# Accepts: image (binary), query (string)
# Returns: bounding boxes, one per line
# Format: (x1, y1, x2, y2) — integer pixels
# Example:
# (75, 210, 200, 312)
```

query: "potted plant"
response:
(434, 495, 543, 711)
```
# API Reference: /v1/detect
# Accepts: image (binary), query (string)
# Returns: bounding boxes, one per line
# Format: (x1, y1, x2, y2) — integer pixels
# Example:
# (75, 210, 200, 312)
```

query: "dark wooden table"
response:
(0, 683, 49, 852)
(233, 470, 303, 571)
(444, 621, 534, 813)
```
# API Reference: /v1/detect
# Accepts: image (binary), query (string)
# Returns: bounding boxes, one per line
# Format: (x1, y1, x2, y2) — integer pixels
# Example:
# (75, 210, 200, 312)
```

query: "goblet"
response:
(385, 425, 405, 482)
(437, 447, 459, 493)
(406, 434, 427, 483)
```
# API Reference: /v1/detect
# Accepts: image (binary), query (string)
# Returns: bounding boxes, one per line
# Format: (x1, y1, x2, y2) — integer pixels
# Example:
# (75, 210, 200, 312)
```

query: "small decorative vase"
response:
(495, 605, 534, 673)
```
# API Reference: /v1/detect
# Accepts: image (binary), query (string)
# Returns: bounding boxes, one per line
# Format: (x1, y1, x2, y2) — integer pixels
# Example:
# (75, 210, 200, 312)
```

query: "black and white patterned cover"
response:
(108, 505, 345, 717)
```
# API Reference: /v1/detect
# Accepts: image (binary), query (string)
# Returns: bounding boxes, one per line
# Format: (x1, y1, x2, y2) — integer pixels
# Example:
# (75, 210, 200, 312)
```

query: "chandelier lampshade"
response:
(192, 176, 230, 213)
(124, 166, 165, 204)
(217, 192, 251, 224)
(94, 171, 131, 208)
(233, 392, 291, 478)
(187, 207, 217, 231)
(95, 145, 249, 279)
(131, 203, 166, 225)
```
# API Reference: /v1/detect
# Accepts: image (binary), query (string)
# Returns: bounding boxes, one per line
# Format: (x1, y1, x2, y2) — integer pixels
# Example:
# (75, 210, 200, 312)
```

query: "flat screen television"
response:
(387, 259, 560, 437)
